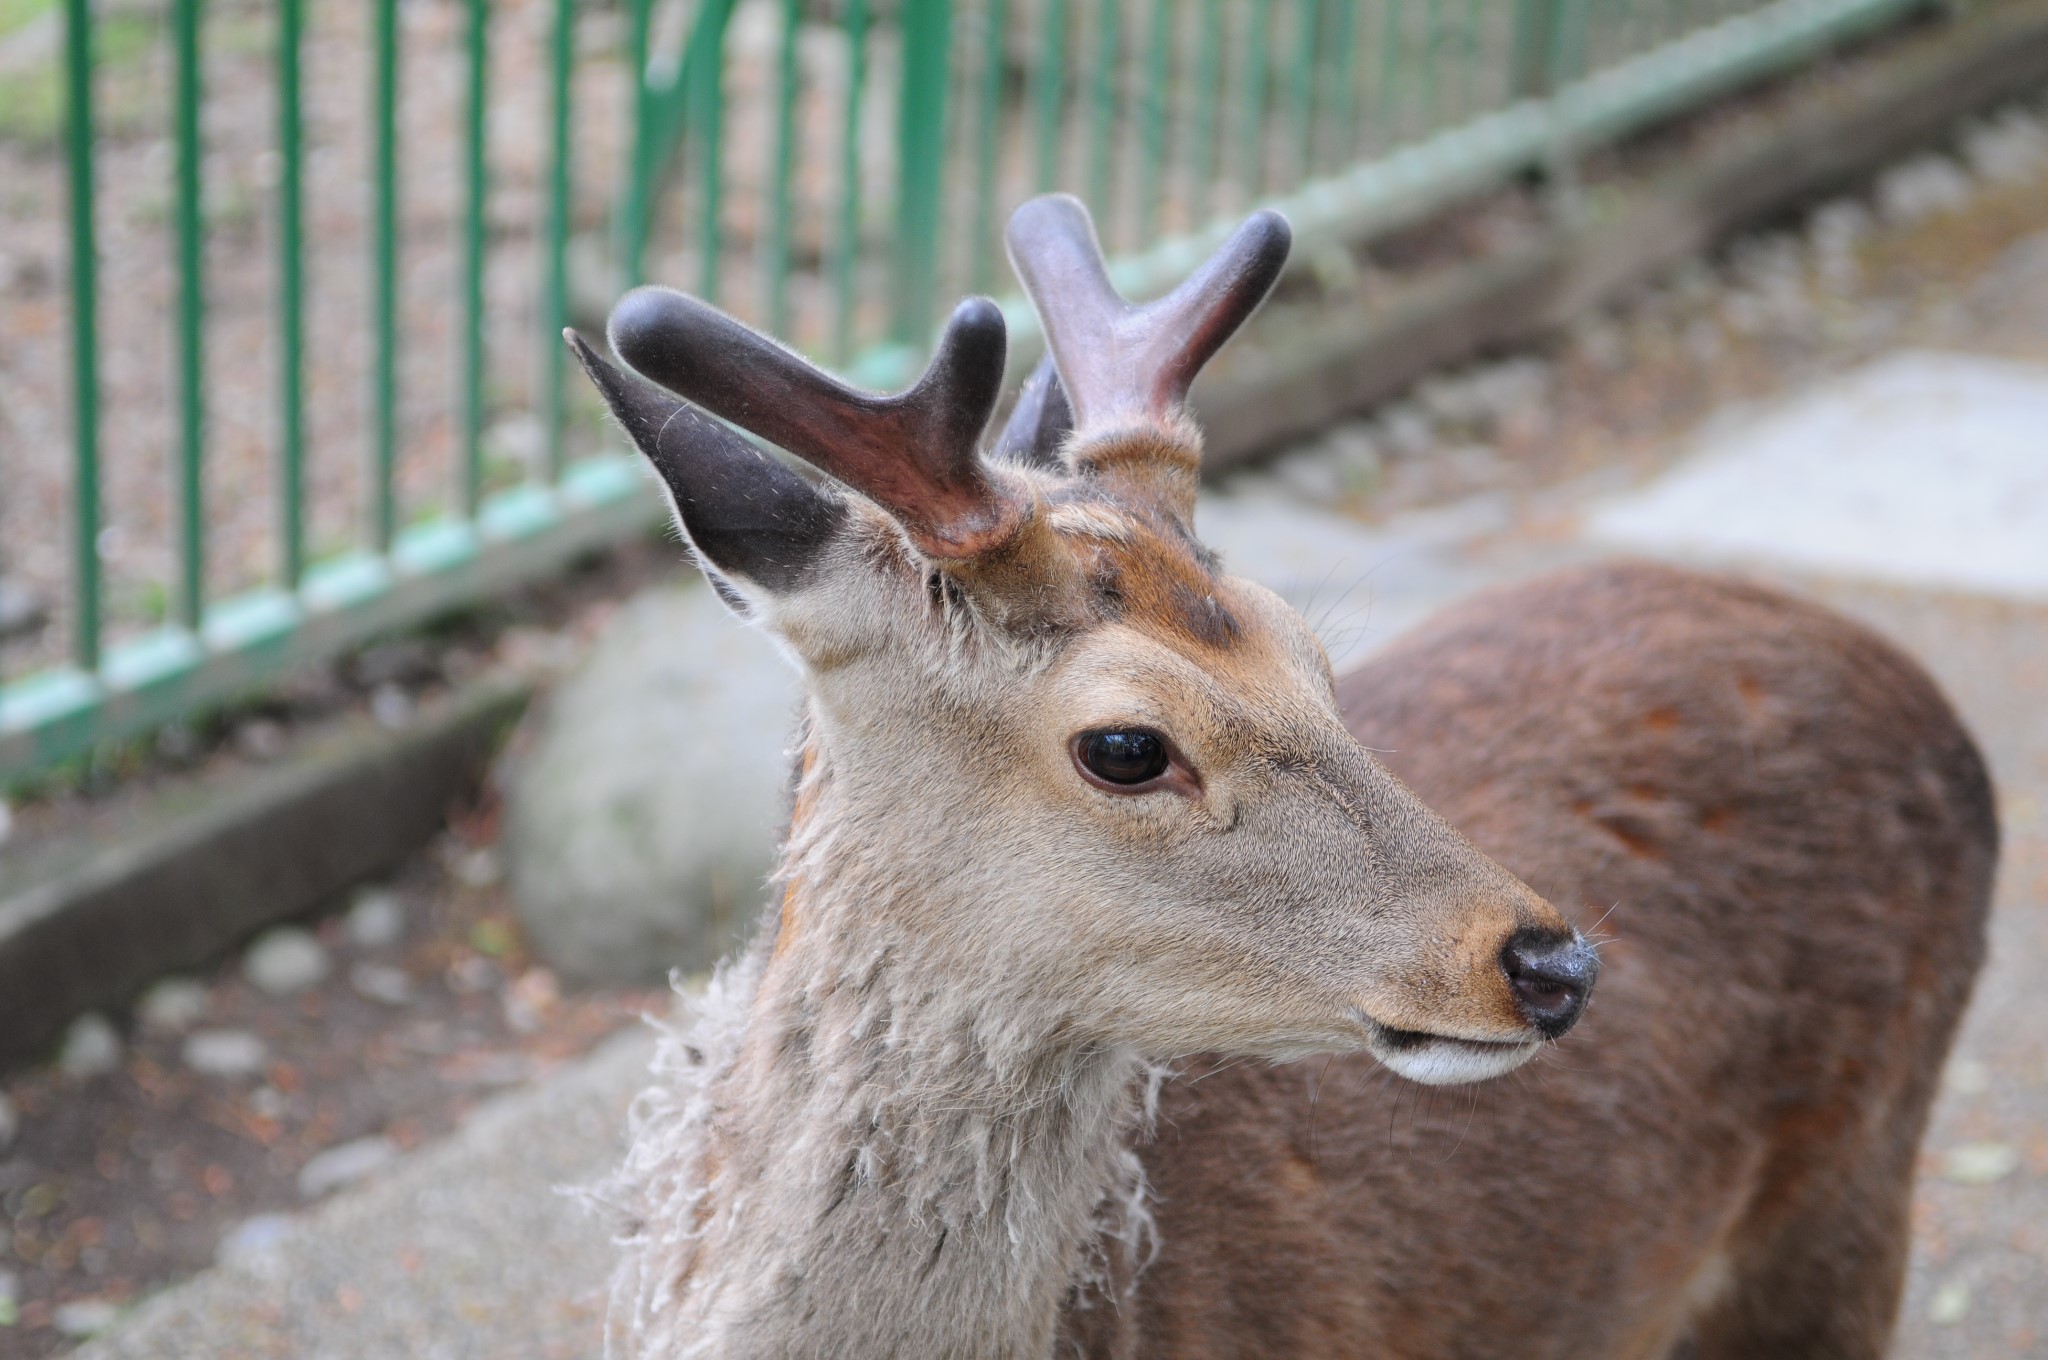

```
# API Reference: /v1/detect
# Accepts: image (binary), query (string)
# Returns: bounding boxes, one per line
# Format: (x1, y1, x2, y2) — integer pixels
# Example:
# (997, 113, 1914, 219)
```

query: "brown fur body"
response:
(1071, 562, 1996, 1358)
(577, 197, 1994, 1358)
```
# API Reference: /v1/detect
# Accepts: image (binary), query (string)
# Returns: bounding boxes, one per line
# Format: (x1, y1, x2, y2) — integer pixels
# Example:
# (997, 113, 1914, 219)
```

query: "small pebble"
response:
(1945, 1057, 1992, 1095)
(136, 977, 211, 1033)
(58, 1013, 123, 1080)
(216, 1212, 296, 1269)
(349, 962, 414, 1007)
(0, 799, 12, 847)
(1940, 1142, 2020, 1186)
(503, 967, 561, 1035)
(1928, 1276, 1972, 1325)
(1376, 402, 1437, 459)
(0, 1265, 18, 1309)
(235, 718, 288, 762)
(344, 887, 407, 949)
(243, 926, 330, 996)
(52, 1297, 121, 1338)
(371, 682, 414, 730)
(1875, 153, 1974, 226)
(298, 1136, 398, 1200)
(452, 845, 503, 889)
(250, 1085, 290, 1120)
(183, 1029, 270, 1079)
(0, 1091, 17, 1154)
(1960, 109, 2048, 185)
(446, 954, 499, 994)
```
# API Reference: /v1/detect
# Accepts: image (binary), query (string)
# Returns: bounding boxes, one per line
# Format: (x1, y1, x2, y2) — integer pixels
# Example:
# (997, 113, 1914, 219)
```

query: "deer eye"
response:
(1075, 729, 1171, 787)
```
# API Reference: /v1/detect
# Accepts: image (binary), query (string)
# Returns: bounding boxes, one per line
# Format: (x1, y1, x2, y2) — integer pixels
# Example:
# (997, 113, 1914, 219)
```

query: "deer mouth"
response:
(1352, 1012, 1542, 1086)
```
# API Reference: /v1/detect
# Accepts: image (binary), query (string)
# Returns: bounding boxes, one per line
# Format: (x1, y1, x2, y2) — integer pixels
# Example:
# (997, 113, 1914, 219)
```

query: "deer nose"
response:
(1500, 929, 1599, 1039)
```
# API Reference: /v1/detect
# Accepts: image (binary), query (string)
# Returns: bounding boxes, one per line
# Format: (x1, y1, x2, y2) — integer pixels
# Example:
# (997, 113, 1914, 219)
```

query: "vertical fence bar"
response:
(1289, 0, 1319, 177)
(1377, 0, 1407, 146)
(766, 0, 801, 338)
(620, 0, 653, 289)
(542, 0, 573, 482)
(693, 12, 727, 303)
(460, 0, 487, 517)
(833, 0, 870, 363)
(1032, 0, 1067, 190)
(893, 0, 951, 347)
(1323, 0, 1357, 172)
(64, 0, 100, 670)
(1137, 0, 1171, 240)
(277, 0, 307, 589)
(371, 0, 400, 550)
(1512, 0, 1561, 99)
(1190, 0, 1222, 220)
(1086, 0, 1118, 228)
(971, 0, 1007, 293)
(173, 0, 205, 628)
(1239, 0, 1271, 198)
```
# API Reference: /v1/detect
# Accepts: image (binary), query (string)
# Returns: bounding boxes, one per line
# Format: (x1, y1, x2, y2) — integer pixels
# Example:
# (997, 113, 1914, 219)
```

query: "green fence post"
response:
(766, 0, 801, 337)
(1137, 0, 1172, 240)
(1289, 0, 1320, 180)
(1240, 0, 1271, 197)
(278, 0, 307, 588)
(1191, 0, 1222, 219)
(542, 0, 574, 483)
(461, 0, 488, 517)
(63, 0, 100, 670)
(371, 0, 400, 550)
(692, 4, 731, 304)
(1512, 0, 1564, 98)
(834, 0, 871, 363)
(173, 0, 205, 628)
(971, 0, 1008, 293)
(1032, 0, 1068, 190)
(893, 0, 952, 348)
(620, 0, 653, 290)
(1086, 0, 1119, 227)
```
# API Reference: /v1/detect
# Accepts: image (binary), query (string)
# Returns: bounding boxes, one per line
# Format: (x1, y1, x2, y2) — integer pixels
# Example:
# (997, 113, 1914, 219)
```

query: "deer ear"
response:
(567, 330, 845, 610)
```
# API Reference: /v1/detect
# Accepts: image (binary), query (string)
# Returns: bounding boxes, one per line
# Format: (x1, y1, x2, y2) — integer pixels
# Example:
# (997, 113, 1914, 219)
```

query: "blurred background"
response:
(0, 0, 2045, 1355)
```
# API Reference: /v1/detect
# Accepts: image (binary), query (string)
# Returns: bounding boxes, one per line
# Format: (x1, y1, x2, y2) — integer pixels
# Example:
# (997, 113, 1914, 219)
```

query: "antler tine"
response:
(608, 287, 1025, 559)
(1005, 194, 1291, 436)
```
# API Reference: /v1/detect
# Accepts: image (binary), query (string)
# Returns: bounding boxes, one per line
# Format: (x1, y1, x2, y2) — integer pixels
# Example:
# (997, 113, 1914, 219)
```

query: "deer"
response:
(564, 193, 1997, 1359)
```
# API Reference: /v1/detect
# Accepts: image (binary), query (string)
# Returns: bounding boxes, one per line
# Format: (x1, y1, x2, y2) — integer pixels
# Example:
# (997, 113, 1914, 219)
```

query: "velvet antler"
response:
(607, 288, 1026, 560)
(1004, 194, 1290, 437)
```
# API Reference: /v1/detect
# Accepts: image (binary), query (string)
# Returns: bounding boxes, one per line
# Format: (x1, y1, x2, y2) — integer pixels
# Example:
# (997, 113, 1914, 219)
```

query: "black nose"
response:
(1500, 929, 1599, 1039)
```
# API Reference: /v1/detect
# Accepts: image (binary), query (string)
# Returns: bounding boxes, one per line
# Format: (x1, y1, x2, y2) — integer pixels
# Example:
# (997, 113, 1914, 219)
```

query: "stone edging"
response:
(0, 680, 530, 1070)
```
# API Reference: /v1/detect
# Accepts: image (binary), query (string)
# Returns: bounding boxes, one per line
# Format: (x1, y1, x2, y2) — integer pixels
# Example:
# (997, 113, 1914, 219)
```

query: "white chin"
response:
(1371, 1035, 1541, 1086)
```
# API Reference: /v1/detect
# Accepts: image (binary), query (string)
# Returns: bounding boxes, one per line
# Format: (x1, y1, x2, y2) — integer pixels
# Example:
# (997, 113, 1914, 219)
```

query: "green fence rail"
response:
(0, 0, 1935, 780)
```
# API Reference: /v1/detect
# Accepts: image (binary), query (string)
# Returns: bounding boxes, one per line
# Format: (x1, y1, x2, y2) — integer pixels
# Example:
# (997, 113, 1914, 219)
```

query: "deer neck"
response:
(612, 736, 1157, 1360)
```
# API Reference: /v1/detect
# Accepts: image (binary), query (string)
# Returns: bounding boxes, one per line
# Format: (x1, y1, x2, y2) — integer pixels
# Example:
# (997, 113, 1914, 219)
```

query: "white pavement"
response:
(1587, 351, 2048, 600)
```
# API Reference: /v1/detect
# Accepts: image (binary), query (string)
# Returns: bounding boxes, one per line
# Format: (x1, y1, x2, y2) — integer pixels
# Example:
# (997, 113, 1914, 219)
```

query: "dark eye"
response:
(1076, 729, 1171, 786)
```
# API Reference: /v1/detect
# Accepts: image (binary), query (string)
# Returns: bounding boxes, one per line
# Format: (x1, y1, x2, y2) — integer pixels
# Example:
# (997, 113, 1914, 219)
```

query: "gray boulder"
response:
(504, 583, 800, 984)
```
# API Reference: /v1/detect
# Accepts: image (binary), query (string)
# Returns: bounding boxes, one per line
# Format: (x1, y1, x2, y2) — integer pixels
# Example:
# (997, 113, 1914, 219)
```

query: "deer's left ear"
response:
(567, 330, 845, 609)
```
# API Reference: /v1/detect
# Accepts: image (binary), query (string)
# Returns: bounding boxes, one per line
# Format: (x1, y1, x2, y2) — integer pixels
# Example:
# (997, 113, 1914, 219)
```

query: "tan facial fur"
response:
(755, 455, 1570, 1077)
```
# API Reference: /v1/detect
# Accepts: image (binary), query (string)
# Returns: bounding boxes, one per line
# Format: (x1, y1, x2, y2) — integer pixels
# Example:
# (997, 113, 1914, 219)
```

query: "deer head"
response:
(568, 194, 1593, 1086)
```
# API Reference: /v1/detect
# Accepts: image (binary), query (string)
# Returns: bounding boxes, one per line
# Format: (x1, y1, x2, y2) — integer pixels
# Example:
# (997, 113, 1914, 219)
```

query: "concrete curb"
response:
(1196, 0, 2048, 465)
(0, 679, 530, 1070)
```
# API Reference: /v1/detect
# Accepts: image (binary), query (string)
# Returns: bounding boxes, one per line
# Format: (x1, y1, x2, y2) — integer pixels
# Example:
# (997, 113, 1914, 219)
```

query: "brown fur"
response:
(585, 194, 1993, 1358)
(1067, 561, 1996, 1358)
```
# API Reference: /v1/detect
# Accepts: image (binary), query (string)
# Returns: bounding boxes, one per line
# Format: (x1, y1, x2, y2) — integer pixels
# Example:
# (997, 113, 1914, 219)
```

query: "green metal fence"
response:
(0, 0, 1934, 779)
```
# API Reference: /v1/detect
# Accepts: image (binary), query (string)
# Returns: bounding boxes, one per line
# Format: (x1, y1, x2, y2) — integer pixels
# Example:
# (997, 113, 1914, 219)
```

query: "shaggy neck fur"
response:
(607, 732, 1161, 1360)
